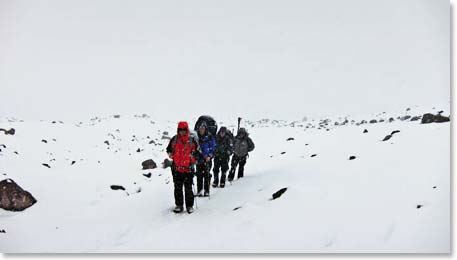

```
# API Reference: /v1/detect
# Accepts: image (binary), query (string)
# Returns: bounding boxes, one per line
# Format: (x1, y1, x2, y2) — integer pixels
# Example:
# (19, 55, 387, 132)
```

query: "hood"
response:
(177, 121, 189, 135)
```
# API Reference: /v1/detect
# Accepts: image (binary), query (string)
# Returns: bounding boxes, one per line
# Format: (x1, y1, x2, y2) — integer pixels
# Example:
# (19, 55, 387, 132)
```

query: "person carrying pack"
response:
(195, 123, 216, 197)
(166, 121, 199, 214)
(228, 128, 255, 182)
(212, 127, 233, 188)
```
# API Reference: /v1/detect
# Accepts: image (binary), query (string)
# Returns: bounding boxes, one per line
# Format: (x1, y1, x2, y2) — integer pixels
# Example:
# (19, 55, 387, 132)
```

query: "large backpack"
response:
(194, 115, 218, 136)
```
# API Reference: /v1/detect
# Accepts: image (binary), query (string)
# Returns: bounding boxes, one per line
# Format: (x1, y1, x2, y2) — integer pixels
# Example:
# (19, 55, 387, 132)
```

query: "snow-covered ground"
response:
(0, 106, 450, 253)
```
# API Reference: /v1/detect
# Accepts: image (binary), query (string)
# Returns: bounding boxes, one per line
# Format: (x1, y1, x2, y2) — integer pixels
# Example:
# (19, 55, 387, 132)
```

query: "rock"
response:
(233, 206, 242, 211)
(389, 117, 395, 123)
(161, 135, 171, 140)
(310, 154, 317, 157)
(143, 172, 152, 178)
(369, 119, 377, 124)
(410, 116, 421, 121)
(162, 131, 169, 136)
(433, 186, 437, 189)
(113, 115, 121, 119)
(104, 140, 110, 145)
(41, 139, 47, 143)
(272, 188, 287, 200)
(149, 140, 156, 145)
(349, 156, 356, 160)
(391, 130, 400, 135)
(0, 128, 15, 135)
(42, 163, 51, 168)
(382, 135, 392, 141)
(162, 159, 173, 169)
(71, 161, 76, 165)
(399, 115, 411, 121)
(280, 152, 286, 155)
(0, 179, 37, 211)
(416, 205, 423, 209)
(363, 129, 368, 133)
(110, 185, 125, 191)
(286, 137, 294, 141)
(142, 159, 157, 170)
(421, 113, 450, 124)
(136, 148, 141, 153)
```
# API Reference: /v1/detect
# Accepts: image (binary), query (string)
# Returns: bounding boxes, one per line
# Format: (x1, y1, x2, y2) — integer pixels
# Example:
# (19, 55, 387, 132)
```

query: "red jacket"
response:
(166, 121, 198, 173)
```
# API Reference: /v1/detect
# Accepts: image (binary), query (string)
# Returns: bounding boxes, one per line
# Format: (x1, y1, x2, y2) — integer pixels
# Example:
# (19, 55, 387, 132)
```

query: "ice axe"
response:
(237, 117, 242, 133)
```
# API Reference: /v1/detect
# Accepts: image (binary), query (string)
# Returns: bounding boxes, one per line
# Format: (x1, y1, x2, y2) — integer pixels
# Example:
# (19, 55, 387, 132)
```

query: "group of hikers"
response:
(165, 117, 255, 214)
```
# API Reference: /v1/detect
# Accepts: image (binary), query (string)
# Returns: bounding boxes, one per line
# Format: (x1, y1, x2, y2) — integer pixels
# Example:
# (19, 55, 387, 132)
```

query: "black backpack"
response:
(194, 115, 218, 136)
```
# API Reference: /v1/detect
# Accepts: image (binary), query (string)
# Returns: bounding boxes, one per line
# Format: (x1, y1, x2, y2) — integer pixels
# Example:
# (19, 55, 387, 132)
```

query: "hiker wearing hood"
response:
(166, 121, 199, 214)
(196, 123, 216, 196)
(228, 128, 255, 182)
(212, 127, 233, 188)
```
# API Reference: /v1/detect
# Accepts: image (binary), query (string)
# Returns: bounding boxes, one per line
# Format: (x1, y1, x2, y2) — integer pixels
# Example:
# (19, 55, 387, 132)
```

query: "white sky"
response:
(0, 0, 450, 121)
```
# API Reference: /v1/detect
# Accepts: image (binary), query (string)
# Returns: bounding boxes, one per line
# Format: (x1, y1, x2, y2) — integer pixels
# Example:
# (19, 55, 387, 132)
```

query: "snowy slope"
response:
(0, 107, 450, 253)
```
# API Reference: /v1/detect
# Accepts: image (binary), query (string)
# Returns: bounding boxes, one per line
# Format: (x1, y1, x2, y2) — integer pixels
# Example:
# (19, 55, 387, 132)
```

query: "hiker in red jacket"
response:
(166, 121, 199, 214)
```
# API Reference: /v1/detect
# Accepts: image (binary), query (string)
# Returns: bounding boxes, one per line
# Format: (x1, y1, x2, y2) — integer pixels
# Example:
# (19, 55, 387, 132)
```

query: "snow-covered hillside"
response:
(0, 107, 450, 253)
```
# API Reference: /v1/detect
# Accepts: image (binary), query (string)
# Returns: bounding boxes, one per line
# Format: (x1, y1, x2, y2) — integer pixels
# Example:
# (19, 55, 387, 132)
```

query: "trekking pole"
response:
(237, 117, 242, 133)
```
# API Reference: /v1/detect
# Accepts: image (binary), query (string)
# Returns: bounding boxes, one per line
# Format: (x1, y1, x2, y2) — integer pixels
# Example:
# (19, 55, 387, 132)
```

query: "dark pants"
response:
(196, 160, 212, 193)
(172, 169, 194, 207)
(213, 156, 229, 185)
(228, 154, 247, 180)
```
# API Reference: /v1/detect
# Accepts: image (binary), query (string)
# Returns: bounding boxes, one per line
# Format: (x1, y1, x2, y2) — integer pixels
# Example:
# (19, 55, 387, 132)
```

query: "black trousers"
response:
(213, 156, 229, 184)
(172, 169, 194, 207)
(228, 154, 247, 180)
(196, 160, 212, 193)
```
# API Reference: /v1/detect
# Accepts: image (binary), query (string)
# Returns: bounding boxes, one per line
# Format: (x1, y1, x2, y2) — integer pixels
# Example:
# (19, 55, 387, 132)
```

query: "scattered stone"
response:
(142, 159, 157, 170)
(349, 156, 356, 160)
(391, 130, 400, 135)
(280, 152, 286, 155)
(416, 205, 423, 209)
(41, 139, 47, 143)
(0, 229, 5, 233)
(0, 179, 37, 211)
(421, 113, 450, 124)
(433, 186, 437, 189)
(382, 135, 392, 142)
(110, 185, 125, 191)
(410, 116, 421, 121)
(363, 129, 368, 133)
(161, 135, 171, 140)
(71, 161, 76, 165)
(14, 151, 18, 155)
(286, 137, 295, 141)
(0, 128, 15, 135)
(310, 154, 317, 157)
(42, 163, 51, 168)
(104, 140, 110, 145)
(399, 115, 411, 121)
(143, 172, 152, 178)
(272, 188, 288, 200)
(136, 148, 141, 153)
(369, 119, 377, 124)
(233, 206, 242, 211)
(113, 115, 121, 119)
(149, 140, 156, 145)
(389, 117, 395, 123)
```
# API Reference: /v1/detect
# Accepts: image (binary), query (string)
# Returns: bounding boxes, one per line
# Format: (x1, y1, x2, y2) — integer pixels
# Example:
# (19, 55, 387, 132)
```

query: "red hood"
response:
(177, 121, 189, 135)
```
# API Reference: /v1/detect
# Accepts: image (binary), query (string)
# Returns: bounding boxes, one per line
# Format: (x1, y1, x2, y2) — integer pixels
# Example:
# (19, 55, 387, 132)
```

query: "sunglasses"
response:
(178, 128, 187, 131)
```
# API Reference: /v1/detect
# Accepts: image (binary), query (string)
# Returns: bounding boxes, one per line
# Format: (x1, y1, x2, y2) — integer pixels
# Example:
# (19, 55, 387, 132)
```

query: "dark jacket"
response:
(214, 129, 233, 159)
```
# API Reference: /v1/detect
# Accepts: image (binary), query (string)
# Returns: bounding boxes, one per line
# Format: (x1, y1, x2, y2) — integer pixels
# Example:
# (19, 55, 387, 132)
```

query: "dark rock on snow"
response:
(42, 163, 51, 168)
(382, 135, 392, 142)
(280, 152, 286, 155)
(363, 129, 368, 133)
(41, 139, 47, 143)
(110, 185, 125, 191)
(410, 116, 421, 121)
(233, 206, 242, 211)
(416, 205, 423, 209)
(0, 128, 15, 135)
(349, 156, 356, 160)
(272, 188, 288, 200)
(391, 130, 400, 135)
(421, 113, 450, 124)
(104, 140, 110, 145)
(143, 172, 152, 178)
(369, 119, 377, 124)
(142, 159, 157, 170)
(310, 154, 317, 157)
(0, 179, 37, 211)
(71, 161, 76, 165)
(286, 137, 295, 141)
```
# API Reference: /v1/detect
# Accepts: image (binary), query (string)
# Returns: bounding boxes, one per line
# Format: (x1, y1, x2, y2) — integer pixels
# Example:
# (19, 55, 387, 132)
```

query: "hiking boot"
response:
(173, 206, 184, 213)
(196, 190, 204, 197)
(186, 207, 194, 214)
(212, 182, 218, 188)
(204, 191, 210, 197)
(220, 182, 225, 188)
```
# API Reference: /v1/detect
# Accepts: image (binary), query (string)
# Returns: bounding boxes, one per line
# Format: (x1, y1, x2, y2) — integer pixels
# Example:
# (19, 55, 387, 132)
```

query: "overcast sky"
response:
(0, 0, 450, 121)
